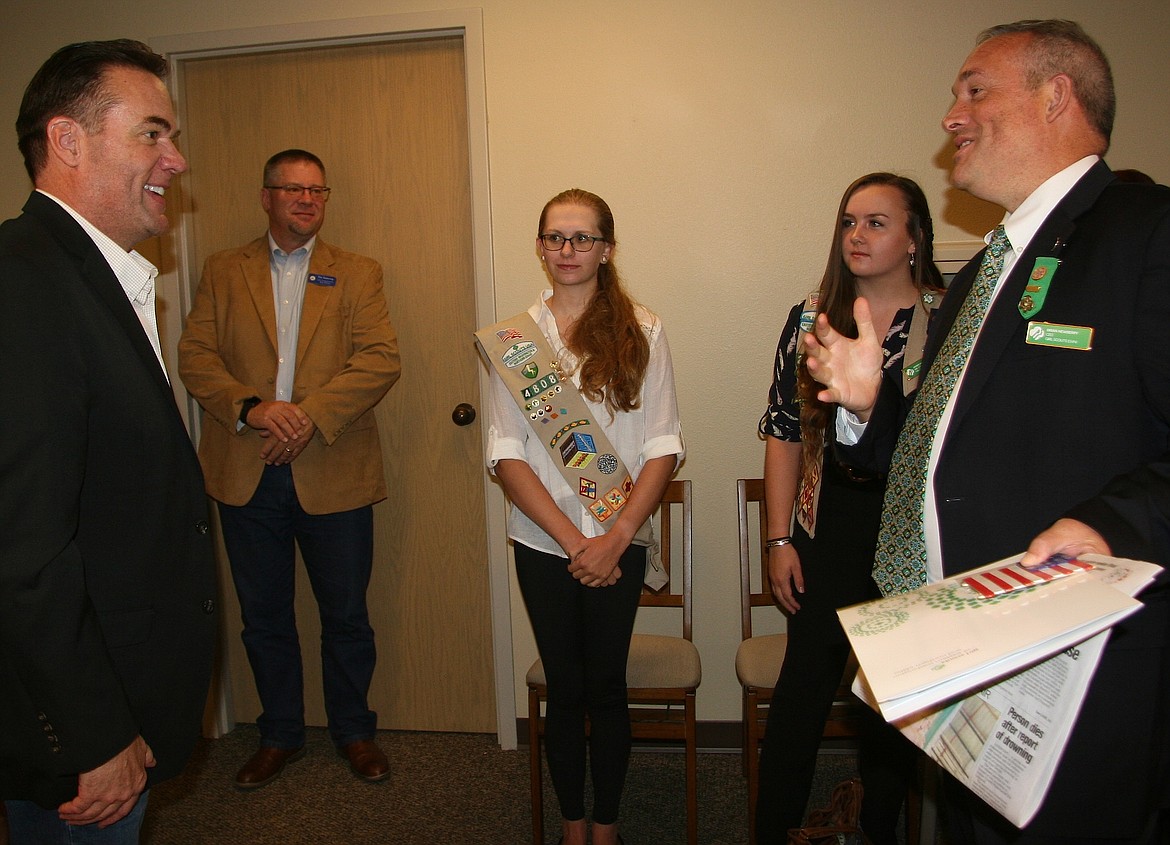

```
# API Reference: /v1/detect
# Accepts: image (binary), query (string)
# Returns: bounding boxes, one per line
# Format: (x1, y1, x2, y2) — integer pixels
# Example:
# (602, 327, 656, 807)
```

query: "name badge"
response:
(1025, 321, 1093, 351)
(309, 274, 336, 287)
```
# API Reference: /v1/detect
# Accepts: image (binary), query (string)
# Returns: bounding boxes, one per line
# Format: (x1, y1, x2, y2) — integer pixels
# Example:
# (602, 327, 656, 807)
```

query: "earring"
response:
(909, 253, 916, 268)
(601, 256, 608, 264)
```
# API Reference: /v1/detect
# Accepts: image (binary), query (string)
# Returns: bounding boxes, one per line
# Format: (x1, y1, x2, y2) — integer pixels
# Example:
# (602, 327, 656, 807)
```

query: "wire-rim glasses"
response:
(264, 184, 332, 201)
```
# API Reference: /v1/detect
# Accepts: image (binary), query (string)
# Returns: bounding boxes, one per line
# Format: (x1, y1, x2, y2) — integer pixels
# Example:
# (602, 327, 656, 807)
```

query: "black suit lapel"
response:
(78, 249, 174, 395)
(25, 193, 174, 397)
(939, 162, 1114, 429)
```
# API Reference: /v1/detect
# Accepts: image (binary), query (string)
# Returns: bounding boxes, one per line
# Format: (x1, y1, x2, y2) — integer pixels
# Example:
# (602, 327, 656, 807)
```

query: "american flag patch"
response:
(961, 558, 1093, 598)
(496, 327, 524, 341)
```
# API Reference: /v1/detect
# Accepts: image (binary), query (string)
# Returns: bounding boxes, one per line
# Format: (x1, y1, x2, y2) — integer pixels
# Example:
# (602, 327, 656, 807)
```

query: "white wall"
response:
(4, 0, 1167, 726)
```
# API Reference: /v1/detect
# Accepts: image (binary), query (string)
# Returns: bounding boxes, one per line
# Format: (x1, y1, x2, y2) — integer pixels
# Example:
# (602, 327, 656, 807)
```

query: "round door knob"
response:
(452, 403, 476, 426)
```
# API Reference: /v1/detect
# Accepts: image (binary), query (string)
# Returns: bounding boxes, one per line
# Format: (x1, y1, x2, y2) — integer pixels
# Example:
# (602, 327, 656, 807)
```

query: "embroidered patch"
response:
(560, 432, 597, 468)
(590, 500, 614, 521)
(502, 341, 538, 369)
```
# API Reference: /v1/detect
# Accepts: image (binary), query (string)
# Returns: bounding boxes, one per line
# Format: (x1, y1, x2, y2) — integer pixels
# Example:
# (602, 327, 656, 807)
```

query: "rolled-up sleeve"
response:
(485, 368, 528, 471)
(638, 319, 684, 467)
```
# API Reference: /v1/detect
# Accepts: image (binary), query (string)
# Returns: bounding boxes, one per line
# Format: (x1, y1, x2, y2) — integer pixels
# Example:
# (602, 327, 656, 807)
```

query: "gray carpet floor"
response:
(140, 726, 865, 844)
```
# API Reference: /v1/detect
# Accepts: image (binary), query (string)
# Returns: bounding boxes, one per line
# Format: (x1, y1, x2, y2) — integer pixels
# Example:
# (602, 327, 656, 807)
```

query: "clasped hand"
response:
(246, 400, 316, 465)
(567, 532, 626, 587)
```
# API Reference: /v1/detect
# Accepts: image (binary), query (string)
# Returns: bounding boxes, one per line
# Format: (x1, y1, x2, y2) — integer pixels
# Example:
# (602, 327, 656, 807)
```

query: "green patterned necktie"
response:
(872, 225, 1011, 595)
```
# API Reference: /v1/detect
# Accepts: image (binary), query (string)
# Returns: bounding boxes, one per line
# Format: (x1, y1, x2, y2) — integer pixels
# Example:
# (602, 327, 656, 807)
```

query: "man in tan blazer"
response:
(179, 149, 400, 789)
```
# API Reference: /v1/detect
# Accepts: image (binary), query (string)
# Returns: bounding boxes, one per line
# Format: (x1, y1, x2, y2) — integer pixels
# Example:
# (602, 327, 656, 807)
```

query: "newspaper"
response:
(838, 555, 1152, 721)
(846, 555, 1161, 827)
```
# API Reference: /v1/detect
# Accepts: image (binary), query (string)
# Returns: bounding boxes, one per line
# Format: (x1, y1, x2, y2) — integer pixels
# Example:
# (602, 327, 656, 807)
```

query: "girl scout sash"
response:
(476, 312, 666, 588)
(477, 311, 637, 526)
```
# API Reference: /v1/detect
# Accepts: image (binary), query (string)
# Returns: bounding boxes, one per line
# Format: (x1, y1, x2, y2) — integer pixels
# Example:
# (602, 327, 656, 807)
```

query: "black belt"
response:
(822, 459, 885, 489)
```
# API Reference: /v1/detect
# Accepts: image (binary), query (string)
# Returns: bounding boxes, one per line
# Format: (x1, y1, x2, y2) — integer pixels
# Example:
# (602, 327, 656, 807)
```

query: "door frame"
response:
(152, 8, 516, 749)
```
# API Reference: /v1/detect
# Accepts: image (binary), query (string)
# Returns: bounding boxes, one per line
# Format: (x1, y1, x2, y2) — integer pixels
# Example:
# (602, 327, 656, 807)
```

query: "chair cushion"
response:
(527, 633, 702, 689)
(627, 634, 701, 688)
(735, 632, 787, 689)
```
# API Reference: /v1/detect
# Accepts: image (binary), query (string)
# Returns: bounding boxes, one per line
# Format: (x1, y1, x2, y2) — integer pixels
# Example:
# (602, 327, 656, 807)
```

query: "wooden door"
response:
(177, 37, 494, 731)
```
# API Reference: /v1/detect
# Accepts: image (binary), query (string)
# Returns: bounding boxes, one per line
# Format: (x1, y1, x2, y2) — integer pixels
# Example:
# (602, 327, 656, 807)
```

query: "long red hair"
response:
(539, 189, 649, 414)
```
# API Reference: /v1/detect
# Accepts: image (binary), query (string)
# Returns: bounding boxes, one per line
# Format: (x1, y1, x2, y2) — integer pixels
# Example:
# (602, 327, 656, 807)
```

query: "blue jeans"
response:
(218, 464, 377, 748)
(5, 792, 148, 844)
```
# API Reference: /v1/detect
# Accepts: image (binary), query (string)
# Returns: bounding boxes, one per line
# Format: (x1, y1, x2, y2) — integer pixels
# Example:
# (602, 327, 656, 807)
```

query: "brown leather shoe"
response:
(234, 745, 305, 790)
(339, 738, 390, 782)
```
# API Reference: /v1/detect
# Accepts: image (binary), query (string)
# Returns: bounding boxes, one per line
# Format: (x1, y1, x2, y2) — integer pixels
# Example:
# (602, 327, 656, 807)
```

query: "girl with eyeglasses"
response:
(486, 189, 684, 845)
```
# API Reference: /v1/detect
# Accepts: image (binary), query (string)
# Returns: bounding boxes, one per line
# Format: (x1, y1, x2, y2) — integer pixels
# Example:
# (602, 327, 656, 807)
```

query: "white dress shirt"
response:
(39, 190, 169, 381)
(269, 233, 315, 402)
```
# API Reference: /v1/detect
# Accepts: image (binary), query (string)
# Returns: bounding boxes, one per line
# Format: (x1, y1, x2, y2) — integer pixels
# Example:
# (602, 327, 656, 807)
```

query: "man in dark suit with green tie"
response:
(804, 20, 1170, 845)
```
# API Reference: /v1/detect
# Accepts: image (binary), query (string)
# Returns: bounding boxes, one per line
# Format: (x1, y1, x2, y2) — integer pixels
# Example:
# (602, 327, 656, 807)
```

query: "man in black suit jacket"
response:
(0, 41, 216, 841)
(804, 20, 1170, 845)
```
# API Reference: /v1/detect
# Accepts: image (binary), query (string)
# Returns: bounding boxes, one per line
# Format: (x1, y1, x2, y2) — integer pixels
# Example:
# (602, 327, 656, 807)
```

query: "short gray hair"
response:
(978, 19, 1114, 147)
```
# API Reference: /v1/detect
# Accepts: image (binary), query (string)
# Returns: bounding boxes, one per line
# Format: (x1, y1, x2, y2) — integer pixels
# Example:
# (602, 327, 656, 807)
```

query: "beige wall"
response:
(4, 0, 1167, 727)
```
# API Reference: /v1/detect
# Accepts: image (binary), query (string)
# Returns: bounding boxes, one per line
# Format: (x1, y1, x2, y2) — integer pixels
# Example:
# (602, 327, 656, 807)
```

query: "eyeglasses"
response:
(264, 184, 332, 201)
(539, 233, 605, 252)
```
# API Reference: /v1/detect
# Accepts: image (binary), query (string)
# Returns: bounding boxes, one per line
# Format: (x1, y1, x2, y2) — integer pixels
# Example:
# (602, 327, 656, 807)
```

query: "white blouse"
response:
(486, 290, 685, 556)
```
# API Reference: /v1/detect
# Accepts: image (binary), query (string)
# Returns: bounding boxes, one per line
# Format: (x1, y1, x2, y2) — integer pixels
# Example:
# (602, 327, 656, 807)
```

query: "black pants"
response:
(515, 541, 647, 824)
(755, 587, 915, 844)
(755, 471, 917, 845)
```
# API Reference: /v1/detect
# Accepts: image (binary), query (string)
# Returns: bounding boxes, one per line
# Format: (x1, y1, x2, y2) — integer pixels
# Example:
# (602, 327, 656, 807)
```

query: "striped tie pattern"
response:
(872, 225, 1011, 595)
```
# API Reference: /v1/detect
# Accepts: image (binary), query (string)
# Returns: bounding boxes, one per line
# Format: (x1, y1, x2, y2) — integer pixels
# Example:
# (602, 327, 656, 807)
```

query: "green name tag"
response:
(1025, 321, 1093, 351)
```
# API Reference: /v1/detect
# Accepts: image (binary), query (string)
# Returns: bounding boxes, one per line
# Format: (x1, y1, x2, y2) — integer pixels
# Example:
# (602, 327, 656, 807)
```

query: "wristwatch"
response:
(238, 396, 262, 426)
